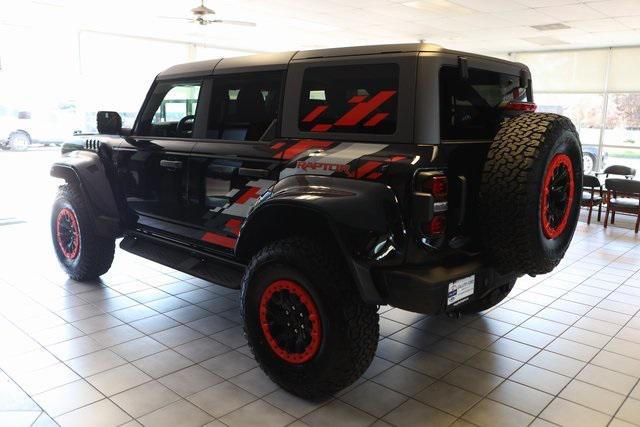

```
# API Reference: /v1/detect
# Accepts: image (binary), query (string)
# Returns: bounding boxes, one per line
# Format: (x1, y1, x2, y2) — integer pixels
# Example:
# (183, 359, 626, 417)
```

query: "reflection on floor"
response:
(1, 217, 640, 427)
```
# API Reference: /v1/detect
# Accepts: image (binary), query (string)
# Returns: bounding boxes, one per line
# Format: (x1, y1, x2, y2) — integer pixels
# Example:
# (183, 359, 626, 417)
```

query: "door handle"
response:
(239, 167, 269, 178)
(160, 160, 184, 170)
(209, 164, 237, 175)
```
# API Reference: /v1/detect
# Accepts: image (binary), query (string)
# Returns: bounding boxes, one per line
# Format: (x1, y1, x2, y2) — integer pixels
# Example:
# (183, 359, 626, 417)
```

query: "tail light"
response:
(425, 214, 447, 236)
(503, 101, 537, 112)
(421, 175, 448, 201)
(414, 172, 448, 245)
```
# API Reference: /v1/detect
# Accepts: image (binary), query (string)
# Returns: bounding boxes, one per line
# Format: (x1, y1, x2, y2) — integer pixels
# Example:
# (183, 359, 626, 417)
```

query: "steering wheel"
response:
(176, 115, 196, 137)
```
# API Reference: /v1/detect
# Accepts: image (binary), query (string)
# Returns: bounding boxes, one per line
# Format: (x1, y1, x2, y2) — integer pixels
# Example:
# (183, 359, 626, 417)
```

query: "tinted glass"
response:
(137, 81, 201, 138)
(299, 64, 399, 135)
(207, 71, 283, 141)
(439, 66, 527, 140)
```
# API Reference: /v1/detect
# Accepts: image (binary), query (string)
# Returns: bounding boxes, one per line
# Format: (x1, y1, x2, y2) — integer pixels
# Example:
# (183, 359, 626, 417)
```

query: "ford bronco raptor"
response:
(50, 43, 582, 399)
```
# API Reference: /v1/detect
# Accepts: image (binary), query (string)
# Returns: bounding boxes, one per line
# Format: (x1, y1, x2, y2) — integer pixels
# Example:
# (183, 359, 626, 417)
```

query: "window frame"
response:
(198, 70, 287, 143)
(413, 52, 532, 145)
(438, 65, 527, 141)
(281, 53, 418, 144)
(296, 62, 401, 136)
(132, 77, 205, 140)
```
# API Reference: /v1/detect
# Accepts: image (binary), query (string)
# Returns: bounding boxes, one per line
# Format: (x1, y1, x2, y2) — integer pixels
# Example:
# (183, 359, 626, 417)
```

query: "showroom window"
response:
(513, 47, 640, 175)
(535, 93, 604, 174)
(298, 63, 399, 135)
(206, 71, 283, 141)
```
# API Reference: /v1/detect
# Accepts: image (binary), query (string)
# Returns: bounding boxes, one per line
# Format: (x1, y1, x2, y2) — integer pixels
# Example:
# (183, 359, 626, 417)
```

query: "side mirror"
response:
(96, 111, 122, 135)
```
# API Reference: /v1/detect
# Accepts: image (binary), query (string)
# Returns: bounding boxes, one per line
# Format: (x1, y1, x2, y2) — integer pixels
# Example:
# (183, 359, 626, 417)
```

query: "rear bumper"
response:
(374, 259, 517, 314)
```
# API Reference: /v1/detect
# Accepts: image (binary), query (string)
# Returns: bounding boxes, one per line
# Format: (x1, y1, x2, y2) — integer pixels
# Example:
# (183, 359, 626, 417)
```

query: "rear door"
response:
(185, 71, 285, 254)
(115, 79, 202, 235)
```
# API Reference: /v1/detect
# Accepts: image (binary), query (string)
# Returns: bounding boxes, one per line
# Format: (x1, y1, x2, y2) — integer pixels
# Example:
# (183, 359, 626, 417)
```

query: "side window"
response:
(298, 63, 399, 135)
(439, 66, 527, 140)
(207, 71, 283, 141)
(137, 81, 201, 138)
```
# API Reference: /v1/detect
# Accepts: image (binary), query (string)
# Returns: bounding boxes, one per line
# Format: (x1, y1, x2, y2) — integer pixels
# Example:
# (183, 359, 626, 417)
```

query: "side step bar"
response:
(120, 231, 245, 290)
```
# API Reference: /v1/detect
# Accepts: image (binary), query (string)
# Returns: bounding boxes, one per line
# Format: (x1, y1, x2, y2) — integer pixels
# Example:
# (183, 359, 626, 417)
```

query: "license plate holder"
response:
(447, 275, 475, 307)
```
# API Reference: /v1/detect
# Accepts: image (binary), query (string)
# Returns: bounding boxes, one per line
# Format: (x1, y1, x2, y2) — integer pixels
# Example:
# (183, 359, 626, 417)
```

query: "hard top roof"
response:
(157, 42, 525, 80)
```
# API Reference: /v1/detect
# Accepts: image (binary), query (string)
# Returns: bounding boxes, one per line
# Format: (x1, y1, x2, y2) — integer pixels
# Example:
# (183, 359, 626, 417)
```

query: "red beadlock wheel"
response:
(540, 153, 575, 239)
(259, 279, 321, 364)
(56, 207, 80, 260)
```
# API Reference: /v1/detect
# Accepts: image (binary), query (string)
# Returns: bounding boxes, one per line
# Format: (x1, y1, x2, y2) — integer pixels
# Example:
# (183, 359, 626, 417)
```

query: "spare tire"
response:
(479, 113, 582, 276)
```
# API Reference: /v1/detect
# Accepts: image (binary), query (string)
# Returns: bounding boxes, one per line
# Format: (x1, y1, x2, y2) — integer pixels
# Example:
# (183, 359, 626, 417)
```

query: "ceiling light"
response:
(531, 23, 571, 31)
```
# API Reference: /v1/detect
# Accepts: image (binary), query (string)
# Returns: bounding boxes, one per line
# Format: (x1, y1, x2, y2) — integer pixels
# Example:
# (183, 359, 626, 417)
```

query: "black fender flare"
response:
(235, 175, 407, 304)
(50, 148, 130, 237)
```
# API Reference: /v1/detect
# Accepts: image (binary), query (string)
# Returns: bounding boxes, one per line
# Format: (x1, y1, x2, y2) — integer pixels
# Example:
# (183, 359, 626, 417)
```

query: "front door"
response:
(115, 79, 202, 236)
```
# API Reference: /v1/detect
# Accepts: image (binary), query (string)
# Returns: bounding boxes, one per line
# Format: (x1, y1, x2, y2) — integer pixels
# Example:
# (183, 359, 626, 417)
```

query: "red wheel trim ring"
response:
(259, 279, 321, 364)
(56, 208, 80, 259)
(541, 153, 575, 239)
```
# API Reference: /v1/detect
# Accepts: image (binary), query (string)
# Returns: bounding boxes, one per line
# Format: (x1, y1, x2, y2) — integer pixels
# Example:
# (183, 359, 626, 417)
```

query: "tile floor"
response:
(1, 213, 640, 427)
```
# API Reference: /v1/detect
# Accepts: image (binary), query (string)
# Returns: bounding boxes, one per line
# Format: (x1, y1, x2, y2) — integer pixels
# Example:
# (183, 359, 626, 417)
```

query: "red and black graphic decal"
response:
(200, 218, 245, 249)
(281, 140, 334, 160)
(301, 90, 397, 133)
(348, 155, 407, 180)
(202, 231, 236, 249)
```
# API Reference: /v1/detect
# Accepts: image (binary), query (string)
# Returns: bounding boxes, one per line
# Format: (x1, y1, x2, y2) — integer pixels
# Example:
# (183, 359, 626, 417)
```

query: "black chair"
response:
(582, 174, 603, 225)
(604, 178, 640, 233)
(599, 165, 636, 179)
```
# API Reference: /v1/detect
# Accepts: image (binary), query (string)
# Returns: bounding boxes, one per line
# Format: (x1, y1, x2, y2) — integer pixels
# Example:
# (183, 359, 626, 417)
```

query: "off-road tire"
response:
(241, 236, 379, 399)
(460, 279, 516, 314)
(479, 113, 582, 276)
(51, 185, 115, 280)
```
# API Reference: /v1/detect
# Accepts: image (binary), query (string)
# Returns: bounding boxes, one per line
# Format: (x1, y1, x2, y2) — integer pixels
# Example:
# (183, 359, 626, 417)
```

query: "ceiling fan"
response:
(160, 1, 256, 27)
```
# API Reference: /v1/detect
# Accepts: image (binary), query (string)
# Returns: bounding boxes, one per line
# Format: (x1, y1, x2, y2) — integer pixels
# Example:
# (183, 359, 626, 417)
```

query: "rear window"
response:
(299, 63, 399, 135)
(440, 66, 528, 140)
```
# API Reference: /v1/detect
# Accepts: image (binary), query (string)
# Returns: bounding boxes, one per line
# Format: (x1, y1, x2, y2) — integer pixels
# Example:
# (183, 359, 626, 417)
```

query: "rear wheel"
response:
(241, 237, 379, 399)
(479, 113, 582, 275)
(51, 185, 115, 281)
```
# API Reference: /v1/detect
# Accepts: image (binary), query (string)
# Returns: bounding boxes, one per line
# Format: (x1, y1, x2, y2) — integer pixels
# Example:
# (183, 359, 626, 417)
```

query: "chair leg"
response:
(597, 203, 602, 222)
(635, 213, 639, 234)
(604, 207, 610, 229)
(611, 211, 616, 224)
(587, 205, 593, 225)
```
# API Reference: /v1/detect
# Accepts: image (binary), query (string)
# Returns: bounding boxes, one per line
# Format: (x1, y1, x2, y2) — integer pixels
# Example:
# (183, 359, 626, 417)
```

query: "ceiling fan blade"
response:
(209, 19, 256, 27)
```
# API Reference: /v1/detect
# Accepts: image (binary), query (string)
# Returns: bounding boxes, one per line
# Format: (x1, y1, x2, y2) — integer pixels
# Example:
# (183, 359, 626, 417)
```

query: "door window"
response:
(298, 63, 399, 135)
(137, 81, 201, 138)
(439, 66, 528, 140)
(207, 71, 283, 141)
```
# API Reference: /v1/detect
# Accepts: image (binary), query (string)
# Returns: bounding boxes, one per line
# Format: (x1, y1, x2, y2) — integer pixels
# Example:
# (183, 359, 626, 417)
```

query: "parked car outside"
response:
(0, 103, 82, 151)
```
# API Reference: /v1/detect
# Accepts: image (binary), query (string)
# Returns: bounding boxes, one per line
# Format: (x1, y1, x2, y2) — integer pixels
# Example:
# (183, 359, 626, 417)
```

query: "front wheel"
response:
(51, 185, 115, 281)
(241, 237, 379, 399)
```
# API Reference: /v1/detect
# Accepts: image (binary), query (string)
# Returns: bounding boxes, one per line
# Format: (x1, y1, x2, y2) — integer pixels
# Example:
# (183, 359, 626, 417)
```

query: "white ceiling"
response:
(2, 0, 640, 55)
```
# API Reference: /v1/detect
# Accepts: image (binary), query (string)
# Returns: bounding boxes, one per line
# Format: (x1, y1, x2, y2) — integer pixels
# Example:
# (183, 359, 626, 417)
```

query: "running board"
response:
(120, 232, 244, 289)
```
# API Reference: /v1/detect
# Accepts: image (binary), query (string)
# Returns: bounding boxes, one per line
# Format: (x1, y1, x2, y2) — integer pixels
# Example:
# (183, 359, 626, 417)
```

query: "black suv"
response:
(50, 43, 583, 398)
